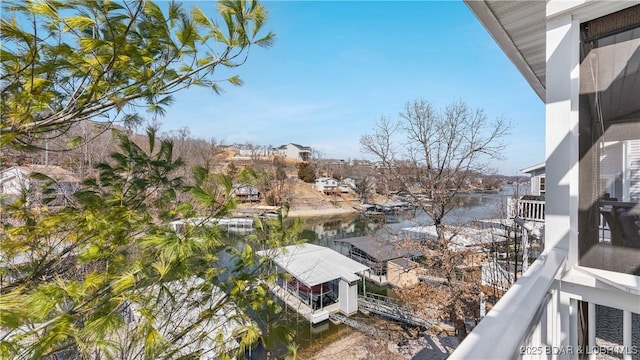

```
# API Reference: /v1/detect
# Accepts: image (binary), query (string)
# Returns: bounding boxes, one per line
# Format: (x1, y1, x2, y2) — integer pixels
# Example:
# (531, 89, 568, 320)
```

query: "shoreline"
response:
(287, 206, 359, 218)
(233, 204, 360, 219)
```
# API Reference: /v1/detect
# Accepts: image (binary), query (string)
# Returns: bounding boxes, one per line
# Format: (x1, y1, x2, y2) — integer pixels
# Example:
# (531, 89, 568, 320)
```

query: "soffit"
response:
(465, 1, 546, 102)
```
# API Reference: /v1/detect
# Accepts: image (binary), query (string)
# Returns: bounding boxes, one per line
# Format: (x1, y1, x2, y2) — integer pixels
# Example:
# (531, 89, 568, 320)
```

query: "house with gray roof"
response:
(277, 143, 311, 162)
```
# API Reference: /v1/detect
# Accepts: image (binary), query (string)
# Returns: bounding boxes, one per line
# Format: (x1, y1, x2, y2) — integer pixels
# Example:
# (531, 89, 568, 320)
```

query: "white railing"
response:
(452, 236, 640, 360)
(481, 261, 514, 293)
(508, 197, 546, 222)
(450, 238, 568, 359)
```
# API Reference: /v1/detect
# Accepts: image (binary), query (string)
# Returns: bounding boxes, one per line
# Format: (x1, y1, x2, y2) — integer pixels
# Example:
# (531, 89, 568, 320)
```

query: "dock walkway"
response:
(358, 294, 436, 329)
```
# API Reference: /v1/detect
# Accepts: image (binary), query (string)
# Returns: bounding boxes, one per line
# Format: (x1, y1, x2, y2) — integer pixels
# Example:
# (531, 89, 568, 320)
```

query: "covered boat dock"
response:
(257, 244, 369, 324)
(334, 236, 422, 285)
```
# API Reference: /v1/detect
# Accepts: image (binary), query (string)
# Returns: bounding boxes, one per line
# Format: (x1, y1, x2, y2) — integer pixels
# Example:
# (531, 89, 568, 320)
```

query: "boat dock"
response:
(168, 217, 253, 234)
(216, 217, 254, 234)
(270, 284, 338, 324)
(257, 244, 369, 324)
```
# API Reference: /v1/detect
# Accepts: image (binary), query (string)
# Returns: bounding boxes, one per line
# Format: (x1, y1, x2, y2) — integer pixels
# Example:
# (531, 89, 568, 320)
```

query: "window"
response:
(578, 7, 640, 275)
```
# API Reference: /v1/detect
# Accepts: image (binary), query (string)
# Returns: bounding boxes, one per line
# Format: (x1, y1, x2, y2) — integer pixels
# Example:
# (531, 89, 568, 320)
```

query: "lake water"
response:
(301, 183, 529, 245)
(247, 184, 529, 357)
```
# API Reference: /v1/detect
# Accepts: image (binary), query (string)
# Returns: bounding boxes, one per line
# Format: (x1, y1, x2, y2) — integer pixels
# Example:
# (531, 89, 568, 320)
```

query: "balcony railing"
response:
(451, 236, 640, 360)
(451, 238, 568, 359)
(481, 261, 514, 293)
(508, 197, 546, 222)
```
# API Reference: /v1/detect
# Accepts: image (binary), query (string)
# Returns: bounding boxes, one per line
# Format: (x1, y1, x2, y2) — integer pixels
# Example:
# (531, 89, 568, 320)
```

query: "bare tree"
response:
(361, 99, 510, 231)
(160, 128, 226, 179)
(361, 99, 510, 340)
(259, 158, 292, 207)
(354, 175, 375, 204)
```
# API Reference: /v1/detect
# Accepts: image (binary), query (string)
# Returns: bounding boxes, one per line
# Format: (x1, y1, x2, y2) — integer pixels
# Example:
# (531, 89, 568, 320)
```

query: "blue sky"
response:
(162, 1, 545, 175)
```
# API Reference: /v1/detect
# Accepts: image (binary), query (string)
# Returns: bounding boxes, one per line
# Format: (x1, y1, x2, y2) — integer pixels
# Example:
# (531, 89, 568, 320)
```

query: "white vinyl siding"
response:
(628, 139, 640, 201)
(600, 141, 623, 199)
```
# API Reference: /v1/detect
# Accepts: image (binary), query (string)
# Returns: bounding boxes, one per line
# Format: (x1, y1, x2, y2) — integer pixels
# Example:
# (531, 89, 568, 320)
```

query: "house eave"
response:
(464, 0, 546, 102)
(520, 162, 545, 174)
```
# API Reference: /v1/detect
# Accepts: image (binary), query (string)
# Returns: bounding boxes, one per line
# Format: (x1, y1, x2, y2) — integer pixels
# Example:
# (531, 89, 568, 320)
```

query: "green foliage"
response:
(0, 130, 294, 359)
(296, 162, 315, 183)
(0, 1, 292, 357)
(247, 206, 302, 351)
(1, 0, 274, 149)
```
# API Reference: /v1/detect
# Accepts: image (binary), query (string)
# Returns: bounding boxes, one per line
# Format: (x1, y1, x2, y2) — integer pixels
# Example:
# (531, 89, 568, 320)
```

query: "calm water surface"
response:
(301, 184, 528, 244)
(247, 184, 529, 357)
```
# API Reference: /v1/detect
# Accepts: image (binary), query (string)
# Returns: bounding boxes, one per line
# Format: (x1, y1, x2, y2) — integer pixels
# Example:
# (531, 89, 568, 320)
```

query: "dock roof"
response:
(335, 236, 422, 262)
(257, 243, 369, 287)
(401, 225, 501, 251)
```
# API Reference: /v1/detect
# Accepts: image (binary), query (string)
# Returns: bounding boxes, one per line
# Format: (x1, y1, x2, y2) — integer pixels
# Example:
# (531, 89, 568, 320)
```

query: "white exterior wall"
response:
(544, 1, 640, 354)
(545, 0, 639, 259)
(280, 145, 298, 160)
(1, 166, 79, 206)
(279, 144, 311, 162)
(629, 139, 640, 201)
(454, 2, 640, 358)
(531, 176, 539, 196)
(338, 279, 358, 316)
(530, 175, 546, 196)
(314, 177, 338, 192)
(546, 2, 597, 352)
(545, 5, 578, 258)
(343, 177, 356, 189)
(600, 142, 624, 199)
(0, 168, 30, 195)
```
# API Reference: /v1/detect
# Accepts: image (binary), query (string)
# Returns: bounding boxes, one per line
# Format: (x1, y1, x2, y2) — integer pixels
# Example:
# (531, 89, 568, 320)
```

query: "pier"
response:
(329, 293, 437, 331)
(168, 216, 254, 234)
(358, 293, 436, 329)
